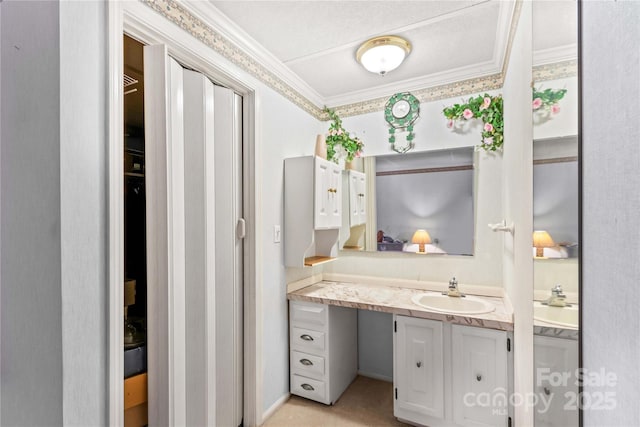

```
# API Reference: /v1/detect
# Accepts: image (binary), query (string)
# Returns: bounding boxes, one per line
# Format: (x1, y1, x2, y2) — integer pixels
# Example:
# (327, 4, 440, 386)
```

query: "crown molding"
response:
(333, 73, 503, 118)
(141, 0, 565, 121)
(324, 62, 501, 108)
(181, 0, 326, 108)
(141, 0, 325, 118)
(533, 44, 578, 67)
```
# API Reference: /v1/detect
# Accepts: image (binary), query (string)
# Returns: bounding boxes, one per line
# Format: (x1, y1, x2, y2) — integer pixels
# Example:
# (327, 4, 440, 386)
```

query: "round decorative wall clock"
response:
(384, 92, 420, 153)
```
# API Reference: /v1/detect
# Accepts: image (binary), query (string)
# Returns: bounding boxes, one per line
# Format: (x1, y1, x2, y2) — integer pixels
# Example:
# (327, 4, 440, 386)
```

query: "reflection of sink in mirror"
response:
(533, 301, 579, 329)
(411, 292, 495, 315)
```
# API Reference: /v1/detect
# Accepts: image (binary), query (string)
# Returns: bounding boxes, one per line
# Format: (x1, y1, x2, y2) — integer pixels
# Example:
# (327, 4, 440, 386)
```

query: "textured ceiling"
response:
(207, 1, 577, 107)
(210, 0, 512, 104)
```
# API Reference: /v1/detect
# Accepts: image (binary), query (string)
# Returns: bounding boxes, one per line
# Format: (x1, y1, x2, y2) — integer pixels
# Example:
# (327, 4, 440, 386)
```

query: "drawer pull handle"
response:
(301, 383, 315, 391)
(476, 374, 482, 382)
(300, 334, 314, 341)
(300, 358, 313, 366)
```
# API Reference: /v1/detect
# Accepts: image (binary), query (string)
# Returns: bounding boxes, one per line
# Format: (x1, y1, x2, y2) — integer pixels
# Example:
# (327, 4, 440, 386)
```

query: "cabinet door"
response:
(327, 163, 343, 228)
(451, 325, 508, 427)
(534, 335, 578, 427)
(314, 158, 331, 229)
(394, 316, 444, 423)
(348, 171, 366, 226)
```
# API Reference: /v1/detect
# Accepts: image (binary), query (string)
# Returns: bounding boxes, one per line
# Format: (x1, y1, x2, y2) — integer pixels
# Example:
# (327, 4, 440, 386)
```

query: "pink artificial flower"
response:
(484, 122, 494, 133)
(463, 108, 474, 119)
(551, 104, 561, 114)
(447, 119, 454, 129)
(337, 129, 343, 135)
(355, 151, 362, 158)
(479, 97, 491, 111)
(532, 98, 543, 110)
(483, 137, 494, 145)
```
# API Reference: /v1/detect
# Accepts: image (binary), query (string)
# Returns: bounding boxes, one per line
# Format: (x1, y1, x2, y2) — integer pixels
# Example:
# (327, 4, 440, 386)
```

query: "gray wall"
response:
(1, 2, 107, 425)
(357, 310, 393, 381)
(582, 1, 640, 425)
(1, 2, 63, 425)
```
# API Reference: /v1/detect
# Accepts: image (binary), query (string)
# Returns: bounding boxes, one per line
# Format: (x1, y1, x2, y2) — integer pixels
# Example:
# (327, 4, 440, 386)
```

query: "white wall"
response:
(582, 2, 640, 425)
(532, 76, 578, 141)
(1, 2, 64, 425)
(324, 94, 505, 287)
(501, 3, 533, 426)
(259, 87, 322, 413)
(59, 2, 108, 425)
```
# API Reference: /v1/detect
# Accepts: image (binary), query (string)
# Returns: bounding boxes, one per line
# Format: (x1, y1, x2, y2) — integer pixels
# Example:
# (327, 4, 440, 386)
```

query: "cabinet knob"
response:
(301, 383, 315, 391)
(416, 361, 422, 368)
(543, 387, 551, 396)
(300, 358, 313, 366)
(300, 334, 314, 341)
(476, 374, 482, 382)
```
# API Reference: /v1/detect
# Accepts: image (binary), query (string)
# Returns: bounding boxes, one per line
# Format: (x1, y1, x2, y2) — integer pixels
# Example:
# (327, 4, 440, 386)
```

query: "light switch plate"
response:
(273, 225, 281, 243)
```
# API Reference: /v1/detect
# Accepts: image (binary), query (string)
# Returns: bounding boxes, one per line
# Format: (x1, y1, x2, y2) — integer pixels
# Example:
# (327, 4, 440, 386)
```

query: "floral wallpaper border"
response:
(141, 0, 577, 121)
(533, 60, 578, 83)
(141, 0, 325, 119)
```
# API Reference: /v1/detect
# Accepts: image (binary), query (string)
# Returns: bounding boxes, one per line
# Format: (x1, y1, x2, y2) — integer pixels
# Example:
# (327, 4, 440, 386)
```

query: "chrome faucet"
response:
(443, 277, 465, 298)
(542, 284, 571, 307)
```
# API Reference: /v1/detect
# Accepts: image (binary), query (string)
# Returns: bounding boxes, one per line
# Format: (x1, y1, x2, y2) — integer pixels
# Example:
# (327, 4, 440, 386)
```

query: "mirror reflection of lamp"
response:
(412, 229, 432, 254)
(532, 230, 555, 258)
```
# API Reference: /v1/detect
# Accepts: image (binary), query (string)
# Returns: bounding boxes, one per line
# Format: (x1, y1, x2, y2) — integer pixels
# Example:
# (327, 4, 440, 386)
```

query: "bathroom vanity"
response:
(288, 279, 514, 427)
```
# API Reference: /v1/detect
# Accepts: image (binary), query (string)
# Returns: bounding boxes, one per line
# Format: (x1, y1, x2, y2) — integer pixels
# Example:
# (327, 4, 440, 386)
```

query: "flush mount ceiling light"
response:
(356, 35, 411, 76)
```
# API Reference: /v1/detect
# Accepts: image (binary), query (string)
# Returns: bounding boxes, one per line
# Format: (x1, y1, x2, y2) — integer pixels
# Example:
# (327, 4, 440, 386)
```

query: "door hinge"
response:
(508, 416, 512, 427)
(507, 338, 511, 352)
(394, 320, 397, 332)
(395, 388, 398, 400)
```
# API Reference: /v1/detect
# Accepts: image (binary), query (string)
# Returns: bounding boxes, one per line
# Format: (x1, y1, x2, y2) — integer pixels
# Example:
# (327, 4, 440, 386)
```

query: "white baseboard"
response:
(357, 370, 393, 383)
(261, 392, 290, 425)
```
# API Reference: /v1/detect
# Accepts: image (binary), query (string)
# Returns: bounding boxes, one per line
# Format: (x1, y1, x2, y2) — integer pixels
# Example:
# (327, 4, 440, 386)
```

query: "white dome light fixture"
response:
(356, 35, 412, 76)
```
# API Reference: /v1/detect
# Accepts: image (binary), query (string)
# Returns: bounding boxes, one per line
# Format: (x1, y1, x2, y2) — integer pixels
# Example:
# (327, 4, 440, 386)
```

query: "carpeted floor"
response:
(263, 376, 410, 426)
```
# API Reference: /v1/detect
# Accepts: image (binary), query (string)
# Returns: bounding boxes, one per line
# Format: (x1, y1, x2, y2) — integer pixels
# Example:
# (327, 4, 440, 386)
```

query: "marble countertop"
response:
(288, 280, 514, 332)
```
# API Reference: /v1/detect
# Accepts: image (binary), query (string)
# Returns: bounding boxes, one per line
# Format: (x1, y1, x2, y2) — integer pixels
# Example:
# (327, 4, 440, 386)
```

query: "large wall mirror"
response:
(341, 147, 475, 256)
(532, 1, 579, 426)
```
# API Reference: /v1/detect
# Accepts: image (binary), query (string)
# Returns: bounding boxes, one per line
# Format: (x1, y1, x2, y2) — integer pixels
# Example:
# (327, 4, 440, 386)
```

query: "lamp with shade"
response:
(532, 230, 555, 258)
(412, 229, 432, 254)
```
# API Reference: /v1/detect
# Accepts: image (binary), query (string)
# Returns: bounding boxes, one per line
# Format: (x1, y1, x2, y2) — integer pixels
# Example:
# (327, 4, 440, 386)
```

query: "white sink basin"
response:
(533, 302, 579, 329)
(411, 292, 495, 315)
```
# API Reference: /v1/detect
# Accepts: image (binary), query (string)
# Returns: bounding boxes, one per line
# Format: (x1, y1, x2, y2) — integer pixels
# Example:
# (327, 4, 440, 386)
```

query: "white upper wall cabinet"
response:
(314, 157, 343, 229)
(348, 170, 367, 227)
(284, 156, 342, 267)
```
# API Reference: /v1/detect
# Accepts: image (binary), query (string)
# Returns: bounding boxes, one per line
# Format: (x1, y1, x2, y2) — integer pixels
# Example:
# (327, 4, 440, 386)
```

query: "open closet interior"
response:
(123, 34, 148, 427)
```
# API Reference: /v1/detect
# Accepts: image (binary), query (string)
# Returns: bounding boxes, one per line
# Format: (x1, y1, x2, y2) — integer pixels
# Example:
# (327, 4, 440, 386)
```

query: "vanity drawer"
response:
(290, 301, 327, 329)
(291, 374, 326, 403)
(291, 350, 325, 379)
(291, 327, 326, 353)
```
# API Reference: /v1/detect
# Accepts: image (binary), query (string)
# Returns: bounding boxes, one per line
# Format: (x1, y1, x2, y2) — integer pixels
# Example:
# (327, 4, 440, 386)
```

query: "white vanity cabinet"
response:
(289, 300, 357, 405)
(284, 156, 342, 267)
(347, 170, 367, 226)
(451, 324, 509, 427)
(394, 315, 511, 427)
(394, 316, 445, 422)
(533, 334, 579, 427)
